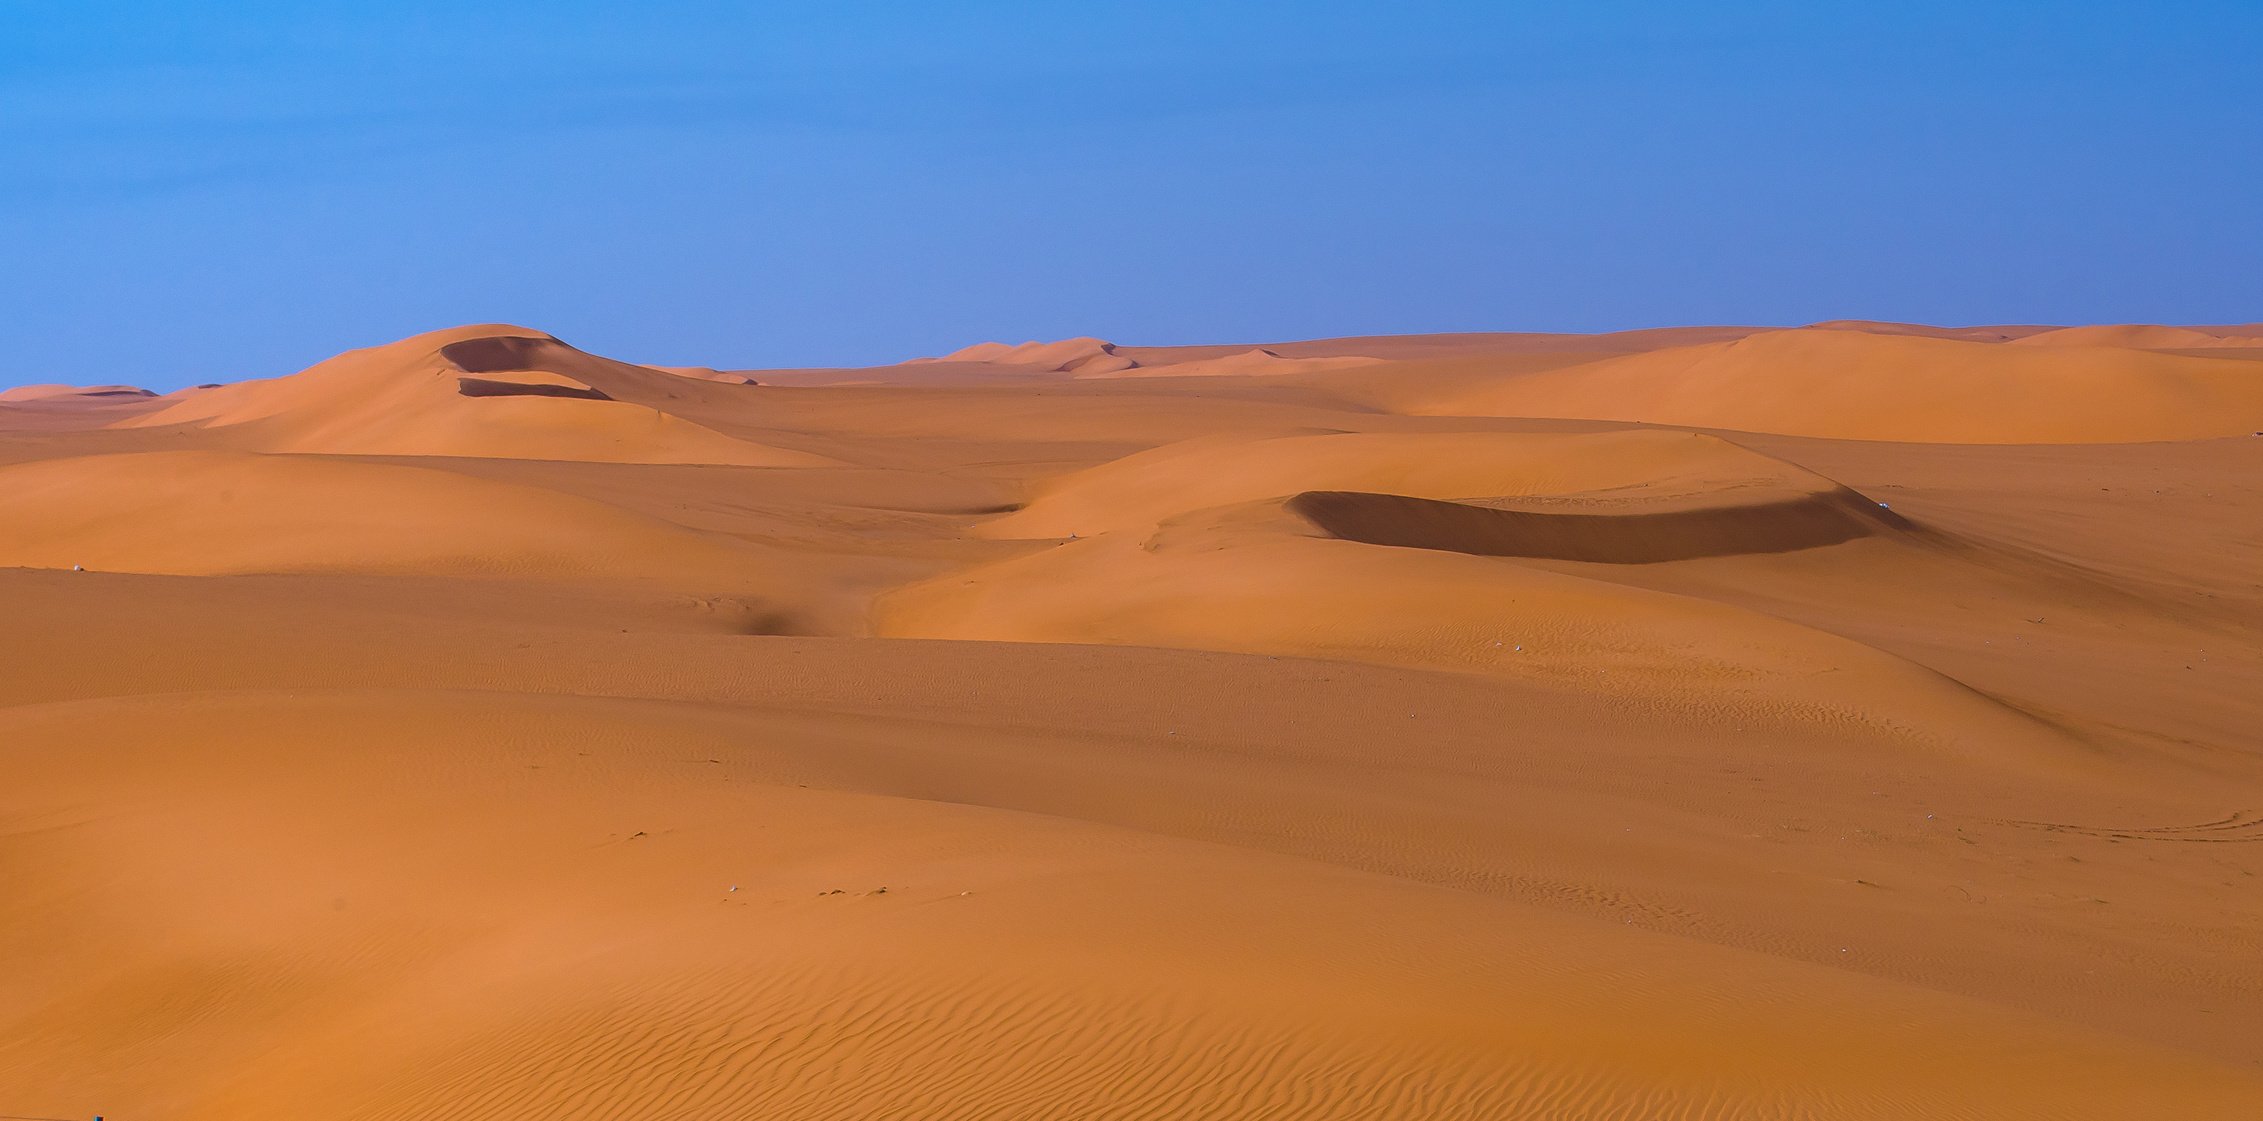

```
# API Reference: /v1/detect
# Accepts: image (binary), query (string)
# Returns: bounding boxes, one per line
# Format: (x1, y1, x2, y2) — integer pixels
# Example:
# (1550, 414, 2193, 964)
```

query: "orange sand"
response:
(4, 322, 2262, 1119)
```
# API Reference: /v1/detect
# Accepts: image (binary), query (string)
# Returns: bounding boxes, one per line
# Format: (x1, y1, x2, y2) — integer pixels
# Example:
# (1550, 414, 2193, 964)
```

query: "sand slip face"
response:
(5, 322, 2263, 1119)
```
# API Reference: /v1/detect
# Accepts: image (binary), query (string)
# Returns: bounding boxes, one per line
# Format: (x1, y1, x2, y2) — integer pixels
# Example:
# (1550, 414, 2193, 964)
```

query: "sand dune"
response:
(1406, 326, 2263, 442)
(883, 512, 2103, 780)
(0, 382, 156, 402)
(0, 383, 167, 431)
(912, 336, 1141, 375)
(5, 320, 2262, 1119)
(10, 688, 2252, 1120)
(119, 325, 833, 466)
(1114, 325, 1770, 363)
(906, 338, 1382, 380)
(644, 363, 761, 385)
(981, 428, 1857, 539)
(1804, 319, 2045, 342)
(892, 427, 2100, 773)
(2006, 323, 2263, 349)
(0, 449, 771, 582)
(1076, 346, 1385, 379)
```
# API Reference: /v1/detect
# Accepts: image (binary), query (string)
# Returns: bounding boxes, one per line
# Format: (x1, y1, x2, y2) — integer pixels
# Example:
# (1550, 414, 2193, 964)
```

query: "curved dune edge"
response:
(924, 428, 2077, 769)
(117, 324, 835, 467)
(0, 450, 768, 582)
(1403, 327, 2263, 443)
(4, 689, 2253, 1121)
(1287, 484, 1910, 563)
(983, 428, 1841, 540)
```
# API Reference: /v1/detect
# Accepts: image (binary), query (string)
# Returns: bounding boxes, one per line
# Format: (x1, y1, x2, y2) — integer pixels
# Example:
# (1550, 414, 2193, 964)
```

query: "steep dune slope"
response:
(1408, 328, 2263, 442)
(119, 325, 833, 466)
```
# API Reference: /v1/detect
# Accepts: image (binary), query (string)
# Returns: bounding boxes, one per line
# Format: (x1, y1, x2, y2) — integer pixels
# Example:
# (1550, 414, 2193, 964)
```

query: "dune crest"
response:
(1408, 326, 2263, 442)
(913, 336, 1140, 375)
(906, 339, 1387, 380)
(2006, 323, 2263, 349)
(1079, 346, 1386, 379)
(116, 325, 833, 466)
(0, 382, 156, 402)
(1803, 320, 2040, 342)
(644, 363, 760, 385)
(982, 428, 1855, 539)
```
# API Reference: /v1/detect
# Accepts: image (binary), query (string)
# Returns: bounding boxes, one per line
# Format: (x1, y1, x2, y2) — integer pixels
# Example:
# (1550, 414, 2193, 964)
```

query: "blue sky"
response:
(3, 1, 2259, 389)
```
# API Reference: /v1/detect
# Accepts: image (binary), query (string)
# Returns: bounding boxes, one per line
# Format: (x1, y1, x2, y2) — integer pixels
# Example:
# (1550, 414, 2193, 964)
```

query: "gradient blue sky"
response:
(4, 1, 2259, 389)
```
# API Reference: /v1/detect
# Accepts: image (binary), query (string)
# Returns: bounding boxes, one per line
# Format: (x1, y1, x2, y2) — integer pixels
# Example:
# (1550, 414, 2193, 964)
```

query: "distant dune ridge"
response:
(6, 319, 2263, 1119)
(1396, 326, 2263, 442)
(116, 324, 830, 466)
(0, 382, 157, 402)
(914, 336, 1144, 374)
(909, 336, 1384, 379)
(0, 450, 766, 581)
(2005, 323, 2263, 349)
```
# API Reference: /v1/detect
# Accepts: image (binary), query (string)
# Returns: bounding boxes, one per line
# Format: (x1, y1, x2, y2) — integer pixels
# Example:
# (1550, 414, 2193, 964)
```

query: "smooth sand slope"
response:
(2006, 323, 2263, 349)
(0, 450, 772, 582)
(1397, 326, 2263, 442)
(0, 384, 157, 403)
(4, 321, 2263, 1120)
(0, 383, 167, 431)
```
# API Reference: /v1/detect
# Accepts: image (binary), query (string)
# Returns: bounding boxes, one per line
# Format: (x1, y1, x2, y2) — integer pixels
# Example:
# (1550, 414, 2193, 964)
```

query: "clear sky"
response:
(4, 1, 2259, 389)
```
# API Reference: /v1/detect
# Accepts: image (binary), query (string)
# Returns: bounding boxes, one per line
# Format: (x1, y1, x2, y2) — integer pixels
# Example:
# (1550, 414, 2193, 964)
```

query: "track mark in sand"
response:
(1990, 811, 2263, 843)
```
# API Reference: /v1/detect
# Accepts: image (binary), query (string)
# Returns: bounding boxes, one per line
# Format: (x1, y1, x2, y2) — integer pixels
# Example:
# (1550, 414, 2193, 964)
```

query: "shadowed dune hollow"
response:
(1287, 484, 1913, 563)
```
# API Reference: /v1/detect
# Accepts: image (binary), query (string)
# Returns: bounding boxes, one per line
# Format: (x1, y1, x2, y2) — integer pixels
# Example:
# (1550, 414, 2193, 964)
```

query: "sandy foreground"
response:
(3, 321, 2261, 1119)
